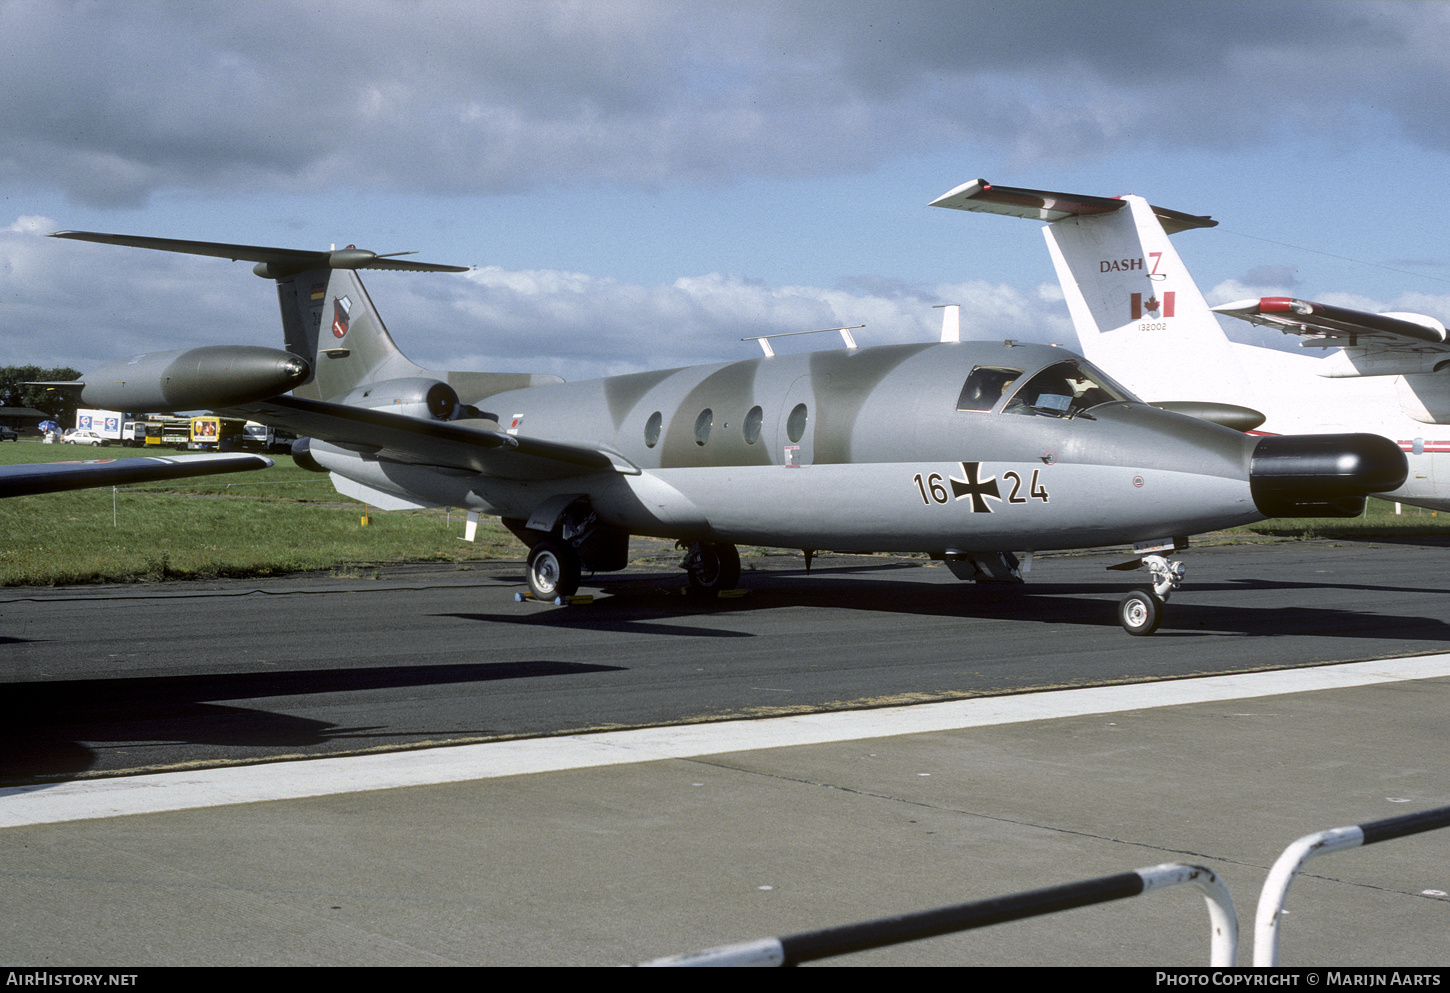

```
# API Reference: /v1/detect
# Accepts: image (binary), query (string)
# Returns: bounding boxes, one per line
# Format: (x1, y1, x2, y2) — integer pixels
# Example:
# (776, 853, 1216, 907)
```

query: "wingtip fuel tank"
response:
(77, 346, 310, 411)
(1249, 433, 1408, 518)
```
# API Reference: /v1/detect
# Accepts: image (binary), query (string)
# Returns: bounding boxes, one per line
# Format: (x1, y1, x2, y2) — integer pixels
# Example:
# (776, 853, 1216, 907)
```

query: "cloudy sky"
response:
(4, 0, 1450, 380)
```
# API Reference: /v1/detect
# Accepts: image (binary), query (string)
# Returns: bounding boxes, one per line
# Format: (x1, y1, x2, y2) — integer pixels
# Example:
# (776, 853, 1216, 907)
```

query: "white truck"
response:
(75, 409, 143, 446)
(242, 421, 296, 453)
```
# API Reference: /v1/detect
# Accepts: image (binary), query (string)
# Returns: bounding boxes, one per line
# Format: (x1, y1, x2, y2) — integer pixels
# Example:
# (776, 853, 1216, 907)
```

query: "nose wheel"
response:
(1119, 588, 1163, 636)
(1115, 552, 1183, 636)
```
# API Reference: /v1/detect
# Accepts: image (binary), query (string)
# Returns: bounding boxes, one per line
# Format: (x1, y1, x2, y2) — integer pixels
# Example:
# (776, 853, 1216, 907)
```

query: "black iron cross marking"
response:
(950, 461, 1000, 513)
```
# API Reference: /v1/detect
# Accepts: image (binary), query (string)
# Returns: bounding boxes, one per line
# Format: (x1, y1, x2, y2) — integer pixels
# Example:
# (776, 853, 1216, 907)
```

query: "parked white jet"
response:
(932, 180, 1450, 511)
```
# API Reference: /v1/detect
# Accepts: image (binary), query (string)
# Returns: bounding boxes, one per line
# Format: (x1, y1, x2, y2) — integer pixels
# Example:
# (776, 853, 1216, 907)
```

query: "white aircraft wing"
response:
(0, 453, 274, 498)
(1213, 297, 1449, 349)
(228, 395, 638, 479)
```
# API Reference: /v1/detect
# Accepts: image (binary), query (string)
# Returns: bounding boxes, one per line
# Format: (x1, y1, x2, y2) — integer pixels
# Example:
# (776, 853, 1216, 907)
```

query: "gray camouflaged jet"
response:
(50, 229, 1407, 634)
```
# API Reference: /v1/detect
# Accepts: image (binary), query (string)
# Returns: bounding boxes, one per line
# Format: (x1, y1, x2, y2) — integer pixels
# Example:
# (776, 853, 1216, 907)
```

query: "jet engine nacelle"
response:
(331, 377, 460, 421)
(290, 437, 326, 473)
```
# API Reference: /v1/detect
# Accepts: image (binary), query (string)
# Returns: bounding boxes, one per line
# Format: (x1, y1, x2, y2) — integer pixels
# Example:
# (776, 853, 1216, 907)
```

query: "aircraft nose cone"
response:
(1249, 433, 1407, 518)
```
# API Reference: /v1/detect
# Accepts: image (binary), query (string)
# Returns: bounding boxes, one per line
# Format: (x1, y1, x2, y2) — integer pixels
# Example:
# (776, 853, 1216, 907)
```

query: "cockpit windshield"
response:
(955, 366, 1023, 411)
(1001, 359, 1135, 418)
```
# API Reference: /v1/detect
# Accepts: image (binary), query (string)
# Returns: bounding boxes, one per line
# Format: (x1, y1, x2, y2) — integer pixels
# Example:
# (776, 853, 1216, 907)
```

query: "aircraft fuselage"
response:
(311, 340, 1269, 554)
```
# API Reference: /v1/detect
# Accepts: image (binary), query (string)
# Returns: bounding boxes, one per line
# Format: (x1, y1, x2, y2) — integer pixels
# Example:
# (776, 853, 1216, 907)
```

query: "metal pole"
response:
(637, 861, 1236, 966)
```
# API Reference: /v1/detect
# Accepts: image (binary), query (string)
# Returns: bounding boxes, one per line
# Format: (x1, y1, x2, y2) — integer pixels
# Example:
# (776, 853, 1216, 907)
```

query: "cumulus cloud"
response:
(2, 219, 1069, 380)
(4, 1, 1448, 205)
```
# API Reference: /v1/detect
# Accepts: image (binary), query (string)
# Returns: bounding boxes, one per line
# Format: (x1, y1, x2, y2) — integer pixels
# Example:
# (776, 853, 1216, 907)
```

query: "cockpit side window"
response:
(1003, 360, 1131, 418)
(956, 366, 1023, 412)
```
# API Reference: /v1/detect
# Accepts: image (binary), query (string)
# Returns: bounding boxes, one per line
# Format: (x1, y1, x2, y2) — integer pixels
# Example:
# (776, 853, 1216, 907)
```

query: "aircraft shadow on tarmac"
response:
(458, 565, 1450, 643)
(0, 660, 622, 787)
(8, 563, 1446, 788)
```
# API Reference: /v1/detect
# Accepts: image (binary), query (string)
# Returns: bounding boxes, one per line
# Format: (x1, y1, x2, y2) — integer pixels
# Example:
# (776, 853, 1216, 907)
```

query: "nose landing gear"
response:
(1114, 551, 1185, 636)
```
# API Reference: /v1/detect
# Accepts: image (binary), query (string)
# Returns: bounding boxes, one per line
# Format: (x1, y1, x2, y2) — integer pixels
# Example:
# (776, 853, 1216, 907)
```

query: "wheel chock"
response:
(677, 587, 751, 599)
(515, 591, 594, 605)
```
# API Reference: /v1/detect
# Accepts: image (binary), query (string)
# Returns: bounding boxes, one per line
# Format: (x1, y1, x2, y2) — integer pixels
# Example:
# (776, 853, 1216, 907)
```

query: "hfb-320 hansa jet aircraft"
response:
(47, 222, 1407, 635)
(931, 179, 1450, 512)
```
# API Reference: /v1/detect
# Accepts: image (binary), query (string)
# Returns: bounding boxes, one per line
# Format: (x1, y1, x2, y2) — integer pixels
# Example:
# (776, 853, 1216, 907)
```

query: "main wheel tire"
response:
(527, 539, 581, 600)
(1119, 588, 1163, 636)
(685, 541, 741, 594)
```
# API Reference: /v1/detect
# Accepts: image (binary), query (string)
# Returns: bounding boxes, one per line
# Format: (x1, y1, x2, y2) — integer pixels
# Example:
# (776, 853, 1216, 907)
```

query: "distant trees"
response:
(0, 365, 83, 423)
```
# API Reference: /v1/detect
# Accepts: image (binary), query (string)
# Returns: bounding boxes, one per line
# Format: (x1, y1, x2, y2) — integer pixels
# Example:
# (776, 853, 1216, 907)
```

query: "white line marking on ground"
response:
(4, 654, 1448, 828)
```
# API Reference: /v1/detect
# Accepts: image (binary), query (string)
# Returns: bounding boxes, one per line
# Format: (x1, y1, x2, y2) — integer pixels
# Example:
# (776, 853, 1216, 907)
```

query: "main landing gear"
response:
(519, 498, 629, 601)
(1116, 553, 1184, 636)
(680, 540, 741, 596)
(526, 539, 581, 601)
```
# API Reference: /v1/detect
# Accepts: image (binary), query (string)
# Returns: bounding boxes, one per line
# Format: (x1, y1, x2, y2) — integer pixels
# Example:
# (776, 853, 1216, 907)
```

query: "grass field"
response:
(0, 439, 1445, 586)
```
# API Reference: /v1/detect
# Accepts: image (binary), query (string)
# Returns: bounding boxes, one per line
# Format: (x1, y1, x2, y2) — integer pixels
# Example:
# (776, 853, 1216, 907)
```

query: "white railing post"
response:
(1254, 805, 1450, 966)
(1138, 862, 1238, 967)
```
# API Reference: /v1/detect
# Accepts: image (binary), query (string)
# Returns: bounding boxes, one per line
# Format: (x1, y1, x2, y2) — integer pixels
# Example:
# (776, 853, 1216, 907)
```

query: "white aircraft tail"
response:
(931, 181, 1257, 410)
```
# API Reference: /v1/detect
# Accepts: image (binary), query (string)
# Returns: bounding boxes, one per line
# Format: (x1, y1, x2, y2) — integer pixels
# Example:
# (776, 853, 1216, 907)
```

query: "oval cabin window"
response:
(786, 403, 808, 444)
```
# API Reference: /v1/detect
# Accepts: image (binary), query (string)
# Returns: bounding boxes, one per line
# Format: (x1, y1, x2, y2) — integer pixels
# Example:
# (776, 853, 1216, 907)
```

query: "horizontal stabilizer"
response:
(930, 180, 1217, 235)
(1213, 297, 1448, 345)
(50, 231, 469, 277)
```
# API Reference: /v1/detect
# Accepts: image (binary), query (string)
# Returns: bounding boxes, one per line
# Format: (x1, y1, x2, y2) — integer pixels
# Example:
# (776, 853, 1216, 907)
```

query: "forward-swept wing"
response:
(232, 394, 637, 479)
(0, 453, 273, 498)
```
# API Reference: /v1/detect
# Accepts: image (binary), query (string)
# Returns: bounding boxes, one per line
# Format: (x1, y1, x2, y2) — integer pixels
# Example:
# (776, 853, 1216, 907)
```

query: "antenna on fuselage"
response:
(741, 325, 864, 358)
(933, 304, 961, 343)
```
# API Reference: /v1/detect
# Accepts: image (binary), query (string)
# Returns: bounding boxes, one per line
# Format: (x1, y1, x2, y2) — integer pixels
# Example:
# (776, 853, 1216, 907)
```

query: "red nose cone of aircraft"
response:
(1249, 433, 1408, 518)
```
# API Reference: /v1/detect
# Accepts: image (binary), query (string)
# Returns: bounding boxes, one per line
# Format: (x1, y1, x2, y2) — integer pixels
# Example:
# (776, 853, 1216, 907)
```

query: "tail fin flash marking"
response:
(275, 265, 426, 400)
(332, 296, 351, 339)
(1129, 292, 1177, 320)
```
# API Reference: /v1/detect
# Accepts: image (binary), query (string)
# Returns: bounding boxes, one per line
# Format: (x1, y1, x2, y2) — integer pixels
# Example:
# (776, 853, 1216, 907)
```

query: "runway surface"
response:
(2, 538, 1449, 966)
(2, 538, 1448, 785)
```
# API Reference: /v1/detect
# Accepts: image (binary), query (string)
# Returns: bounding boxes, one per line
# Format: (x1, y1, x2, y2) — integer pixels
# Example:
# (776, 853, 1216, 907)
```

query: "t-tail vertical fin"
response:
(930, 181, 1257, 410)
(1042, 195, 1251, 401)
(48, 232, 471, 402)
(273, 263, 428, 401)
